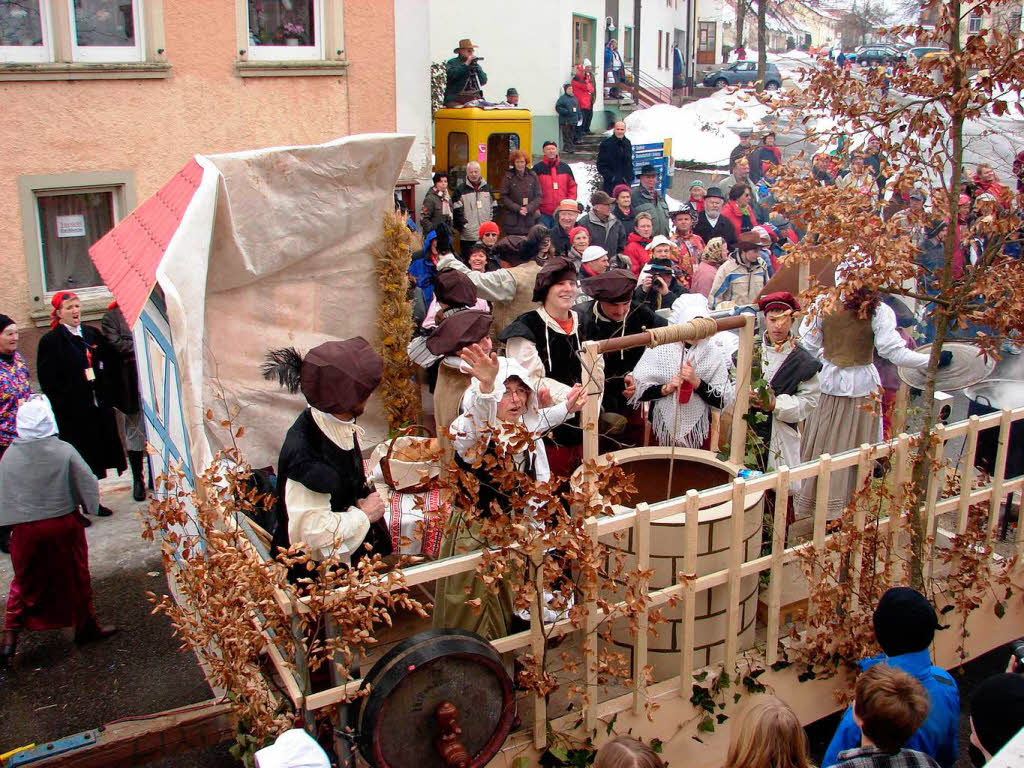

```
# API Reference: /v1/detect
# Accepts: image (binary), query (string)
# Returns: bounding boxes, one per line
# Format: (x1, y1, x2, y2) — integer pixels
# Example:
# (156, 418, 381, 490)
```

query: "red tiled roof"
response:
(89, 158, 204, 327)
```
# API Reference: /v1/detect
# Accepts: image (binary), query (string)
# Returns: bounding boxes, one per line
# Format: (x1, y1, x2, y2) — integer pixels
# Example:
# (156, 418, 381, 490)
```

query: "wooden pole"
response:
(729, 314, 755, 465)
(580, 340, 602, 464)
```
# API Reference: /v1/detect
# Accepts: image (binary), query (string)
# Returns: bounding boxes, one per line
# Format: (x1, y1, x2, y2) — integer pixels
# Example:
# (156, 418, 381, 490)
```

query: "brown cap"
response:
(494, 234, 530, 265)
(532, 256, 578, 302)
(301, 338, 382, 415)
(757, 291, 800, 314)
(582, 268, 636, 302)
(590, 190, 613, 206)
(434, 269, 477, 308)
(736, 231, 763, 251)
(426, 310, 492, 357)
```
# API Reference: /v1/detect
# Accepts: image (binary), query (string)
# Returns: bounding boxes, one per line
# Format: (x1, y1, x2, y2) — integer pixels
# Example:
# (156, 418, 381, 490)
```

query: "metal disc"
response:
(353, 629, 515, 768)
(898, 342, 997, 391)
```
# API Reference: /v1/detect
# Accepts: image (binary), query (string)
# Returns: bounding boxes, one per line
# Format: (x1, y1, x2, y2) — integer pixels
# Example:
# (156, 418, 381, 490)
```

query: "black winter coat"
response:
(596, 135, 634, 194)
(100, 305, 140, 415)
(37, 324, 126, 479)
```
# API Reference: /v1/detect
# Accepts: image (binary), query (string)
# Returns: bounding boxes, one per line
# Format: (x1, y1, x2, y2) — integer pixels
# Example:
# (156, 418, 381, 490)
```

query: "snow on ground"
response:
(570, 161, 597, 204)
(624, 89, 774, 166)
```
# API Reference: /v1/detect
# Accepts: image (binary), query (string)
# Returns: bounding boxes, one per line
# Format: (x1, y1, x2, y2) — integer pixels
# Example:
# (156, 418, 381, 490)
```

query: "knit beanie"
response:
(872, 587, 940, 657)
(971, 673, 1024, 756)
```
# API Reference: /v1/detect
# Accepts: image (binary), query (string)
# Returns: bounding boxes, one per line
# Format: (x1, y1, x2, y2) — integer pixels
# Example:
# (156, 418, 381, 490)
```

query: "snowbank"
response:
(624, 90, 774, 166)
(570, 161, 597, 204)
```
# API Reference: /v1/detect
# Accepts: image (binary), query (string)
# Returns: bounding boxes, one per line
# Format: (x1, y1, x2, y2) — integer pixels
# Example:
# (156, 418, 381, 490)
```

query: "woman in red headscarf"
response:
(35, 292, 126, 518)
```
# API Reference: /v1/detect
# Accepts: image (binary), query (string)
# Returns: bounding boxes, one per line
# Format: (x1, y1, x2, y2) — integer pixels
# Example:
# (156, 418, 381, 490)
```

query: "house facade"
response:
(0, 0, 396, 370)
(428, 0, 721, 154)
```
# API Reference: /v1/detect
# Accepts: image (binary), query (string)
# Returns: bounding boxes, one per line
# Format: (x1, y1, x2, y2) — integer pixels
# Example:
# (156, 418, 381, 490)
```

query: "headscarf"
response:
(702, 237, 727, 266)
(49, 290, 78, 329)
(16, 395, 58, 440)
(629, 294, 734, 448)
(0, 314, 14, 334)
(253, 729, 330, 768)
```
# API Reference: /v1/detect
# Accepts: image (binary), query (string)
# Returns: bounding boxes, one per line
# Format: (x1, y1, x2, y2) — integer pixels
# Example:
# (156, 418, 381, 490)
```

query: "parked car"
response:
(702, 61, 783, 90)
(907, 46, 947, 67)
(856, 46, 905, 66)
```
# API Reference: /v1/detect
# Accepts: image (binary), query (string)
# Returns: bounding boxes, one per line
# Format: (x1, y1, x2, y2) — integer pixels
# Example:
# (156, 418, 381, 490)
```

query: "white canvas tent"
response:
(90, 133, 415, 484)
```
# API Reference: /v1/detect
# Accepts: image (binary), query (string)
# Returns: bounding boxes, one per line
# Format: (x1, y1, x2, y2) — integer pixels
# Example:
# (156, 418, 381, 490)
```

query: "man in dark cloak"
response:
(262, 338, 390, 580)
(576, 269, 667, 447)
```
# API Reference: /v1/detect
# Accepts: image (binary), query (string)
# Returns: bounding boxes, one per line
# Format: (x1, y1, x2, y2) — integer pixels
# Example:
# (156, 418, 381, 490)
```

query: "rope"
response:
(647, 317, 720, 348)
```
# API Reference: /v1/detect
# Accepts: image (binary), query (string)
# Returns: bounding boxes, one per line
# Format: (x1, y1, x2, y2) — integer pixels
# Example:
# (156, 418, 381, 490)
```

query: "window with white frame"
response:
(0, 0, 155, 66)
(0, 0, 53, 62)
(246, 0, 324, 61)
(19, 170, 135, 319)
(969, 10, 983, 32)
(70, 0, 144, 62)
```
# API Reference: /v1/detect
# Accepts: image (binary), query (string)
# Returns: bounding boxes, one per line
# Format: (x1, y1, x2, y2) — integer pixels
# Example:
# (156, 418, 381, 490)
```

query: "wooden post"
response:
(580, 341, 602, 465)
(986, 409, 1012, 542)
(583, 517, 600, 734)
(529, 542, 547, 749)
(633, 503, 651, 716)
(849, 445, 873, 613)
(325, 615, 355, 767)
(887, 434, 910, 582)
(724, 479, 746, 671)
(797, 261, 810, 295)
(891, 383, 910, 437)
(729, 314, 755, 465)
(766, 468, 789, 666)
(958, 416, 980, 534)
(678, 490, 700, 698)
(808, 454, 831, 619)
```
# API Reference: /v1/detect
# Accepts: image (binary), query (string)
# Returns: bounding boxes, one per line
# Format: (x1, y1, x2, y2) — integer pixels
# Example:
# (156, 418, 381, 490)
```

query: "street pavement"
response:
(0, 475, 234, 766)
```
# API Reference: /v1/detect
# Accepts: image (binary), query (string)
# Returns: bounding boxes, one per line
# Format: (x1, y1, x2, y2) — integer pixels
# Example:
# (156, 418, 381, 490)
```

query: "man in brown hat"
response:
(444, 39, 488, 106)
(550, 198, 583, 257)
(708, 230, 770, 309)
(581, 189, 627, 259)
(577, 269, 667, 445)
(263, 339, 389, 576)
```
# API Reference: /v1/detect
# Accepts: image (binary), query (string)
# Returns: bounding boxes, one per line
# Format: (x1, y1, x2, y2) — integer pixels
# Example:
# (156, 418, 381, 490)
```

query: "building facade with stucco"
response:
(0, 0, 398, 372)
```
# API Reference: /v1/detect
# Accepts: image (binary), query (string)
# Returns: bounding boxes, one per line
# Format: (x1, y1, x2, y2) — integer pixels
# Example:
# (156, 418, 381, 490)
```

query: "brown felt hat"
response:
(454, 38, 477, 52)
(582, 268, 637, 302)
(590, 190, 613, 206)
(426, 310, 492, 357)
(736, 231, 763, 251)
(300, 338, 382, 415)
(532, 256, 578, 302)
(434, 269, 477, 309)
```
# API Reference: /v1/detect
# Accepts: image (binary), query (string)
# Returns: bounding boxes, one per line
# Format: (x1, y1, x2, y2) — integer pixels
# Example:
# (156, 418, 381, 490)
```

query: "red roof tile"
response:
(89, 159, 204, 327)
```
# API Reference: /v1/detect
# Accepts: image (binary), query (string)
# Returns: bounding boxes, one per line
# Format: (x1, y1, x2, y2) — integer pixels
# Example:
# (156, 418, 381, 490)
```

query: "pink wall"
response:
(0, 0, 396, 367)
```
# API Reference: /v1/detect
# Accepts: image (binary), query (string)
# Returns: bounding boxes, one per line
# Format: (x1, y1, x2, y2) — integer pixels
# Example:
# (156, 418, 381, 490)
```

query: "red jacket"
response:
(532, 158, 578, 216)
(722, 200, 755, 236)
(623, 231, 652, 275)
(571, 69, 595, 110)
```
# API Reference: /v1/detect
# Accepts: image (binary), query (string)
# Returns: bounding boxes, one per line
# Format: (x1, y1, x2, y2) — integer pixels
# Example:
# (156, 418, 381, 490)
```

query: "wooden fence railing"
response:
(286, 316, 1024, 753)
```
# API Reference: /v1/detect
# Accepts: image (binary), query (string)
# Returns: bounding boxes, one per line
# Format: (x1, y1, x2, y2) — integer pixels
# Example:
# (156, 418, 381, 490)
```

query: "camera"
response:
(1010, 637, 1024, 672)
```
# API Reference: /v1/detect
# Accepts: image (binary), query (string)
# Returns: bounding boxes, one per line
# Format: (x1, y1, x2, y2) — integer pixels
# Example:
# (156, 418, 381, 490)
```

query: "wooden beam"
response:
(23, 701, 235, 768)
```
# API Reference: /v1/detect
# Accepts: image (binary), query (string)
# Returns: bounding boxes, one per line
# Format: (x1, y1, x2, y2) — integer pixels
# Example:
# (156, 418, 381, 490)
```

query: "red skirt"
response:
(4, 513, 96, 631)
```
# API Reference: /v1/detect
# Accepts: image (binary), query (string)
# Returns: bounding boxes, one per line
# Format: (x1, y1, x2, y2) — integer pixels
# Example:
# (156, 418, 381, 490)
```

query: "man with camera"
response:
(444, 39, 488, 107)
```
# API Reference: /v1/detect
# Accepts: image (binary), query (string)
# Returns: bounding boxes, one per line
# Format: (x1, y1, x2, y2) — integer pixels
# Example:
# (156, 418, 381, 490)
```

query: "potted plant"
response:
(283, 21, 304, 46)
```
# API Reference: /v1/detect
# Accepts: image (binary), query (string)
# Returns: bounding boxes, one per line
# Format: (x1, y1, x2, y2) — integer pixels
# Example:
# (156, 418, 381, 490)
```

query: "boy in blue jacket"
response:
(822, 587, 959, 768)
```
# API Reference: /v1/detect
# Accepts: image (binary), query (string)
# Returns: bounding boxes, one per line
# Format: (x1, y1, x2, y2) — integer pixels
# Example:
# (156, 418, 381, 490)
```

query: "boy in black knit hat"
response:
(822, 587, 959, 768)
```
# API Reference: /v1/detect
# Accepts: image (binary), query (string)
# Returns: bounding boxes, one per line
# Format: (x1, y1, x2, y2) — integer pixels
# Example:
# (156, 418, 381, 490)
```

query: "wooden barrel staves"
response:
(352, 629, 516, 768)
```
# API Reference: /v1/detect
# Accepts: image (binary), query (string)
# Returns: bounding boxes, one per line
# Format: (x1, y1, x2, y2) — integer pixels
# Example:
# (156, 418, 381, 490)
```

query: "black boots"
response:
(128, 450, 146, 502)
(74, 618, 118, 646)
(1, 629, 18, 667)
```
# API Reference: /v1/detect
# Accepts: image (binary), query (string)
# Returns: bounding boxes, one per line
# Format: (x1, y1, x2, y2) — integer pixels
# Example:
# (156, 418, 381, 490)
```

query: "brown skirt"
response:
(794, 392, 881, 520)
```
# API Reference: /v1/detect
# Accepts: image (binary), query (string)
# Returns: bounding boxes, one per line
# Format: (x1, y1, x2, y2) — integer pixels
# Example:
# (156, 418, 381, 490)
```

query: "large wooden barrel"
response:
(577, 447, 764, 682)
(353, 629, 515, 768)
